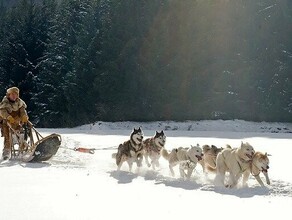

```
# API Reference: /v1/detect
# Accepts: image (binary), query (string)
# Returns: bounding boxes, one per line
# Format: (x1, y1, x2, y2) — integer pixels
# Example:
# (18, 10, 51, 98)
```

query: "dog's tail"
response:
(206, 165, 217, 173)
(226, 144, 232, 149)
(161, 148, 171, 161)
(112, 153, 117, 159)
(114, 144, 124, 165)
(112, 144, 121, 159)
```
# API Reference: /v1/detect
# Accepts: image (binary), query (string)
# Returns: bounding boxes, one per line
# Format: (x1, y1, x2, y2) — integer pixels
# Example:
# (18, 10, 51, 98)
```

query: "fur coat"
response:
(0, 96, 27, 120)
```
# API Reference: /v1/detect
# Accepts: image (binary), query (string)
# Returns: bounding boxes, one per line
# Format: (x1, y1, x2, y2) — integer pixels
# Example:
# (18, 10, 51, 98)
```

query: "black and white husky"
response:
(143, 130, 166, 170)
(113, 127, 144, 172)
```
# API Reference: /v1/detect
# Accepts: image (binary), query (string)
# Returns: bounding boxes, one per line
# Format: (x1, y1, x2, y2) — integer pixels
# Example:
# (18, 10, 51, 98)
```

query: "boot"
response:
(2, 148, 11, 160)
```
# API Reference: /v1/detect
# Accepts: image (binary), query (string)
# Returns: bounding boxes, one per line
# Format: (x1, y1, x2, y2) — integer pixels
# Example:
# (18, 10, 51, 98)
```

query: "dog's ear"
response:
(138, 127, 142, 132)
(202, 144, 210, 149)
(246, 142, 253, 147)
(211, 145, 217, 149)
(202, 145, 210, 153)
(161, 130, 164, 136)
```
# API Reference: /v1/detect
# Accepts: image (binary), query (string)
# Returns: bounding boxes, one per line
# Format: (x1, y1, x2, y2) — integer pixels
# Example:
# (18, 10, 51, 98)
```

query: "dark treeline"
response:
(0, 0, 292, 127)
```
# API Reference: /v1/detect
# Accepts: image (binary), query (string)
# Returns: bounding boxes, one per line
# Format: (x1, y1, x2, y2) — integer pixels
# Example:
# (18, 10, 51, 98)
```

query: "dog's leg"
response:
(151, 155, 160, 170)
(154, 157, 160, 170)
(225, 174, 235, 188)
(116, 155, 124, 171)
(117, 162, 122, 171)
(263, 172, 270, 185)
(169, 164, 175, 177)
(136, 154, 143, 168)
(186, 167, 194, 180)
(228, 173, 241, 188)
(117, 158, 124, 171)
(149, 154, 155, 170)
(151, 160, 156, 170)
(214, 172, 225, 186)
(179, 164, 186, 179)
(214, 154, 227, 186)
(144, 154, 151, 167)
(242, 170, 250, 187)
(254, 175, 264, 187)
(127, 160, 133, 172)
(156, 155, 160, 167)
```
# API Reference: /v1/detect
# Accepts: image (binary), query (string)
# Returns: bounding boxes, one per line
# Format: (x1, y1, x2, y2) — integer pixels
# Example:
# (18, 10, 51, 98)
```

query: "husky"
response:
(215, 142, 255, 188)
(242, 152, 270, 187)
(143, 130, 166, 170)
(161, 145, 203, 179)
(113, 127, 144, 172)
(199, 145, 222, 173)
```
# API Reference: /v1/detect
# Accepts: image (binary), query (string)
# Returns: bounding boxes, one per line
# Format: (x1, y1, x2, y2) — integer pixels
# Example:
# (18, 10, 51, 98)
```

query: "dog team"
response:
(112, 127, 271, 188)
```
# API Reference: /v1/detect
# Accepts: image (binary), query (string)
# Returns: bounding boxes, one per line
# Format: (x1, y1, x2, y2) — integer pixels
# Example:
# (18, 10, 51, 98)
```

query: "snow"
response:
(77, 119, 292, 133)
(0, 120, 292, 220)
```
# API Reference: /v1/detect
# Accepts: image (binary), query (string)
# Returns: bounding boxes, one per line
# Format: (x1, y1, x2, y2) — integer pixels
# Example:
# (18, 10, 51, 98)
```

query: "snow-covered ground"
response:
(0, 120, 292, 220)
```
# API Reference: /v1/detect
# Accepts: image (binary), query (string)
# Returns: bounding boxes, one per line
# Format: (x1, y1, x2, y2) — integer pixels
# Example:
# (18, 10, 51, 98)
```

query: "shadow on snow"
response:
(108, 169, 292, 198)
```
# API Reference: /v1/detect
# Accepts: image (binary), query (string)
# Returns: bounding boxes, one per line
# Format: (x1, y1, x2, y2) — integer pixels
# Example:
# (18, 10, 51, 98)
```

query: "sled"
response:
(7, 121, 61, 162)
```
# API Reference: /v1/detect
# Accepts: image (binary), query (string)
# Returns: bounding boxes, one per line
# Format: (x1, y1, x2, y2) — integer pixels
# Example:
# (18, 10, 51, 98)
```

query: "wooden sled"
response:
(7, 121, 61, 162)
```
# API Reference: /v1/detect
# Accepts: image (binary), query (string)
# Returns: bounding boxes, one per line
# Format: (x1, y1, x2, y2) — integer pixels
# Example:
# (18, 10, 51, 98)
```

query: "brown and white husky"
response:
(143, 130, 166, 170)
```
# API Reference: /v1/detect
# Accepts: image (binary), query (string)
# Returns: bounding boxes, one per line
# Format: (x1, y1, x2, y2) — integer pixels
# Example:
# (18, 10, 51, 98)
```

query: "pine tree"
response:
(36, 0, 102, 127)
(0, 0, 52, 119)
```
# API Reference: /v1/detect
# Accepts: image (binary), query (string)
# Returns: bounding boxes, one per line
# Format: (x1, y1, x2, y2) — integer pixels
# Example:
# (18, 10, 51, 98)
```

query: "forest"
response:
(0, 0, 291, 127)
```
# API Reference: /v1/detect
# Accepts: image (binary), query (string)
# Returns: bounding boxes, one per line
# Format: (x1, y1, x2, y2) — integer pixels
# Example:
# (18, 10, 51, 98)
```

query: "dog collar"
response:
(250, 162, 261, 177)
(150, 138, 163, 153)
(130, 140, 143, 152)
(186, 154, 197, 164)
(236, 158, 251, 173)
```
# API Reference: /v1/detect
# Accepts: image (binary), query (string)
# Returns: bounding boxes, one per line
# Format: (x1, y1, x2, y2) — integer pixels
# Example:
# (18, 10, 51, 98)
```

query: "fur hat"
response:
(6, 87, 20, 96)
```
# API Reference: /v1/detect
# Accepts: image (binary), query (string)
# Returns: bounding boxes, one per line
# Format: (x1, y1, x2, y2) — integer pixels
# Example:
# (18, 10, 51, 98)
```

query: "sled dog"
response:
(215, 142, 255, 188)
(242, 151, 270, 187)
(162, 145, 203, 179)
(199, 145, 222, 173)
(113, 127, 144, 172)
(143, 130, 166, 170)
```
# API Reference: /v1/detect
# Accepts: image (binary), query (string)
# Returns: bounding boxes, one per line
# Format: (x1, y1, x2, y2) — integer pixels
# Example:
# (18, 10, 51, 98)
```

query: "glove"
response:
(21, 115, 29, 123)
(6, 115, 15, 124)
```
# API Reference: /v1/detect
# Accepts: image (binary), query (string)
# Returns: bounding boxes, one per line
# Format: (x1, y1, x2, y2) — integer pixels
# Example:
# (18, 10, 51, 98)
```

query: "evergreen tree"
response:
(1, 0, 291, 126)
(0, 0, 52, 119)
(36, 0, 102, 127)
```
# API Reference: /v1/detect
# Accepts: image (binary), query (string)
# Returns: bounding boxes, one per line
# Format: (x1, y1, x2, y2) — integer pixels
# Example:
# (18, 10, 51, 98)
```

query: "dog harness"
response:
(129, 140, 143, 153)
(250, 162, 261, 177)
(221, 149, 251, 173)
(144, 138, 163, 154)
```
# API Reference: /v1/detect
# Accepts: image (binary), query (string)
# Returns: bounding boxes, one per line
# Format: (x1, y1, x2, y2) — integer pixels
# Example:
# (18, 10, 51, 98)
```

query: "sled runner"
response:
(7, 121, 61, 162)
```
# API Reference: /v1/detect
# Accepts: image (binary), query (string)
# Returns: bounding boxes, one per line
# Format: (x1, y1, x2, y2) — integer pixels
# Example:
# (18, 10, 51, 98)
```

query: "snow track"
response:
(1, 121, 292, 220)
